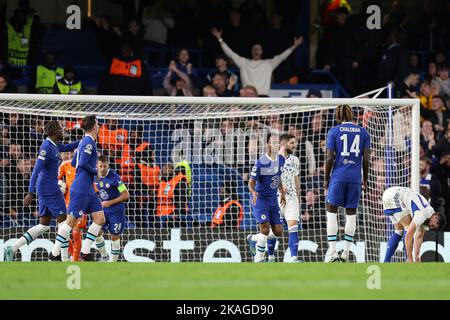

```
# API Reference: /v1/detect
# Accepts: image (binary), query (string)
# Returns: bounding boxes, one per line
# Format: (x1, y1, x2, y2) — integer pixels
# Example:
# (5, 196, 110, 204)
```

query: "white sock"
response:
(54, 222, 72, 262)
(255, 233, 268, 262)
(395, 229, 404, 236)
(51, 222, 65, 256)
(110, 239, 121, 262)
(13, 224, 50, 253)
(95, 235, 108, 258)
(344, 215, 357, 254)
(327, 212, 338, 255)
(81, 223, 102, 255)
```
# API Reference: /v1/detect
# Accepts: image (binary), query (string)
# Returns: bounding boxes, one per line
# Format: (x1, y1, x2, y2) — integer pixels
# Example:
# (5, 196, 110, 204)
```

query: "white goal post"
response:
(0, 94, 420, 262)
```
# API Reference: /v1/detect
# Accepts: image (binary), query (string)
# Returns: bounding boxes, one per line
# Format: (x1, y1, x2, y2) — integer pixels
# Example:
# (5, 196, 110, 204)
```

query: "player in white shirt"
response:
(382, 186, 446, 262)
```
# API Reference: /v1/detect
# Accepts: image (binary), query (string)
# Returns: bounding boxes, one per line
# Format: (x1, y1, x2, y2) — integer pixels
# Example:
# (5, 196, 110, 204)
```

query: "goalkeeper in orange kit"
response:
(58, 154, 86, 261)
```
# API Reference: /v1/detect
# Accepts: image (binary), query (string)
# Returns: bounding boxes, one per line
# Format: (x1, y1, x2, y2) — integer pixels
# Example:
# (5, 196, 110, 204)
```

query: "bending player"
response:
(94, 156, 130, 262)
(324, 105, 370, 262)
(53, 115, 106, 262)
(247, 134, 286, 263)
(4, 121, 79, 261)
(383, 186, 446, 262)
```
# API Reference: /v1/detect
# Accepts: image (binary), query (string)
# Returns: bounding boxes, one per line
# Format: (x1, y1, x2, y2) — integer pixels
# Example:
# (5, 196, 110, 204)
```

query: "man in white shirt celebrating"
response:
(211, 27, 304, 96)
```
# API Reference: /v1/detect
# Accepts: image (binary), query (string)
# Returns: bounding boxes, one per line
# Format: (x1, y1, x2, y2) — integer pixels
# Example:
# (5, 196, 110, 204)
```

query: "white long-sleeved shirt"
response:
(220, 41, 293, 95)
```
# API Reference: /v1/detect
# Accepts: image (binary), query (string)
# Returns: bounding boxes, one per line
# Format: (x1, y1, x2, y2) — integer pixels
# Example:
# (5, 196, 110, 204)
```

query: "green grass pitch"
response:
(1, 262, 449, 299)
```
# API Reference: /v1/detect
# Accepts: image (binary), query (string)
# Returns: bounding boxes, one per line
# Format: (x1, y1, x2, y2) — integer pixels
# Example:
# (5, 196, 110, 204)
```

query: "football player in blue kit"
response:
(53, 115, 106, 261)
(4, 121, 79, 261)
(324, 105, 370, 262)
(94, 156, 130, 262)
(247, 134, 286, 263)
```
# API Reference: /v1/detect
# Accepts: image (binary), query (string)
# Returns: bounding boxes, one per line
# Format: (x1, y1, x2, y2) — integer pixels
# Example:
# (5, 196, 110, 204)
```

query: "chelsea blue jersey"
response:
(94, 170, 127, 213)
(326, 122, 370, 184)
(71, 135, 98, 195)
(28, 138, 79, 196)
(250, 153, 285, 198)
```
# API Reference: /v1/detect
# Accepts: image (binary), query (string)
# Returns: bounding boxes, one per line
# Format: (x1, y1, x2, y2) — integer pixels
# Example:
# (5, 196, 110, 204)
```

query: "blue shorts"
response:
(251, 195, 283, 225)
(38, 193, 67, 218)
(102, 209, 126, 235)
(68, 192, 103, 218)
(327, 182, 362, 209)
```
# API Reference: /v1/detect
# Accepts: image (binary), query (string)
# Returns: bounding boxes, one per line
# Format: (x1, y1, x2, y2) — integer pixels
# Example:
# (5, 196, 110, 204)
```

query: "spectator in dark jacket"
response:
(376, 28, 408, 87)
(420, 157, 444, 213)
(427, 96, 450, 141)
(432, 122, 450, 159)
(322, 7, 361, 96)
(206, 54, 239, 93)
(97, 44, 153, 96)
(95, 14, 121, 61)
(431, 150, 450, 230)
(395, 70, 420, 98)
(117, 18, 144, 59)
(211, 71, 235, 97)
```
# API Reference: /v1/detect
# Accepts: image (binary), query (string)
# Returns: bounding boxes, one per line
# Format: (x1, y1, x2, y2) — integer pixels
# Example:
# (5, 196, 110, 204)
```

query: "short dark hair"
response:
(64, 65, 75, 75)
(266, 133, 272, 144)
(280, 133, 295, 142)
(421, 157, 432, 166)
(44, 120, 61, 136)
(215, 54, 228, 62)
(213, 71, 228, 79)
(437, 64, 449, 72)
(98, 155, 109, 163)
(81, 115, 97, 131)
(435, 212, 447, 231)
(404, 70, 420, 78)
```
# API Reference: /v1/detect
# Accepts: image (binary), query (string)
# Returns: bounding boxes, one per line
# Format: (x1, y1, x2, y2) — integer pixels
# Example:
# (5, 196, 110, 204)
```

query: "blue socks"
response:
(267, 237, 276, 256)
(288, 225, 299, 257)
(384, 230, 403, 262)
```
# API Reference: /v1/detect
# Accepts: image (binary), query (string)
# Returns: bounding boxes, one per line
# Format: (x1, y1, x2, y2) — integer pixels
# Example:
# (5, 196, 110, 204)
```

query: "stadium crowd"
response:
(0, 0, 450, 230)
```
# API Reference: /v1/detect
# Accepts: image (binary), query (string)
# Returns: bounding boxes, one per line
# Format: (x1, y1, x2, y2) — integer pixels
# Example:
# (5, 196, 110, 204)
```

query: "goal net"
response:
(0, 95, 419, 263)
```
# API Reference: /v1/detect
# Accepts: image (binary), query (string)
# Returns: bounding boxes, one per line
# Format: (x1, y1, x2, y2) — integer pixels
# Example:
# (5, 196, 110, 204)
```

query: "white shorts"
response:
(382, 188, 410, 224)
(279, 196, 300, 222)
(382, 187, 431, 225)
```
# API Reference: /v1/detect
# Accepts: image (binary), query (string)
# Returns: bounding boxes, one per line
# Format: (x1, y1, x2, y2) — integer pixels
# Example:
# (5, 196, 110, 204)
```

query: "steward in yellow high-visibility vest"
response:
(33, 52, 64, 94)
(53, 66, 83, 94)
(6, 9, 34, 67)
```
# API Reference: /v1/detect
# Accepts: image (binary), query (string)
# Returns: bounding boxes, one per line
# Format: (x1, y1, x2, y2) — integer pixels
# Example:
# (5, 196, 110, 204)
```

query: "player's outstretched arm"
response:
(211, 27, 246, 68)
(58, 140, 80, 152)
(413, 225, 425, 262)
(405, 222, 417, 263)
